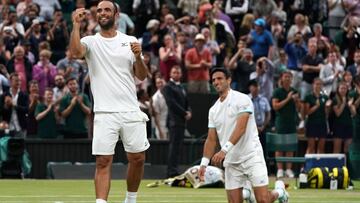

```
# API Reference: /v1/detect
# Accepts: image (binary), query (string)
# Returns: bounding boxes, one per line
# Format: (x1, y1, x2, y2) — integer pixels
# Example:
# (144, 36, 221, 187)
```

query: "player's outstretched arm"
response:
(69, 8, 87, 59)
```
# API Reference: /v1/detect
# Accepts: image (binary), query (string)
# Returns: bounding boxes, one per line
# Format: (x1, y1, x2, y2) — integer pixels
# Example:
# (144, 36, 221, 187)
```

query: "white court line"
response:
(1, 201, 360, 203)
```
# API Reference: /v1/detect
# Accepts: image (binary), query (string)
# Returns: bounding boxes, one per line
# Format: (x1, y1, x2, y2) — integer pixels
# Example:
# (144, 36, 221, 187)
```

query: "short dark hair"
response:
(210, 67, 231, 79)
(66, 77, 77, 84)
(248, 79, 258, 87)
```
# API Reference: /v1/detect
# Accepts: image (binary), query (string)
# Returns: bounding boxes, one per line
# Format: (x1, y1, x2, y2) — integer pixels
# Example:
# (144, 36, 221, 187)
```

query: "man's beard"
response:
(57, 83, 65, 89)
(99, 17, 115, 30)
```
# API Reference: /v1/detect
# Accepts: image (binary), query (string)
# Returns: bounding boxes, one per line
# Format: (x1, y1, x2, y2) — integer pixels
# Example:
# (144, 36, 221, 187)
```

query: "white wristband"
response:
(200, 157, 210, 167)
(221, 141, 234, 154)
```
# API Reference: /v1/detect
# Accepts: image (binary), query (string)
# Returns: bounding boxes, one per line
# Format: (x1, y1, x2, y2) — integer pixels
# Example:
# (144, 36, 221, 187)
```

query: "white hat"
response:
(146, 19, 160, 30)
(194, 33, 205, 41)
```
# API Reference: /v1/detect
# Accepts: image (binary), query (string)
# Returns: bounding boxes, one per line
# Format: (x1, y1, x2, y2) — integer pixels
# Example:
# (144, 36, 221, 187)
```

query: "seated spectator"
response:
(272, 71, 301, 178)
(32, 49, 57, 96)
(59, 78, 91, 139)
(151, 77, 168, 140)
(27, 80, 40, 137)
(1, 73, 29, 137)
(35, 88, 59, 138)
(332, 82, 355, 153)
(320, 50, 344, 97)
(303, 78, 330, 154)
(6, 46, 33, 92)
(185, 34, 212, 94)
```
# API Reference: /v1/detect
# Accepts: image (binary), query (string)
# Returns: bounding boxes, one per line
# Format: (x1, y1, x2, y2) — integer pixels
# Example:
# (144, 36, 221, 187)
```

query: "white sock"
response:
(242, 188, 250, 199)
(124, 191, 137, 203)
(275, 188, 285, 199)
(96, 199, 107, 203)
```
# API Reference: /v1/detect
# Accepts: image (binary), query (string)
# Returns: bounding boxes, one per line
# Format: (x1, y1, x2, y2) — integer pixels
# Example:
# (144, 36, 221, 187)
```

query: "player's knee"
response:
(127, 152, 145, 166)
(96, 156, 112, 170)
(255, 193, 269, 203)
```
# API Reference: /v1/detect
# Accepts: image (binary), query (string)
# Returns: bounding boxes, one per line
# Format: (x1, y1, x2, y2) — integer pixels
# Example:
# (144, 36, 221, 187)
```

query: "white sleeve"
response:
(238, 96, 253, 114)
(208, 108, 216, 128)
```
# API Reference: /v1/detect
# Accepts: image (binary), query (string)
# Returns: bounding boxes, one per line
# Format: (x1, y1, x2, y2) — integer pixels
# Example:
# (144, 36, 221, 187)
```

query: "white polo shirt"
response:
(81, 31, 140, 113)
(208, 89, 262, 165)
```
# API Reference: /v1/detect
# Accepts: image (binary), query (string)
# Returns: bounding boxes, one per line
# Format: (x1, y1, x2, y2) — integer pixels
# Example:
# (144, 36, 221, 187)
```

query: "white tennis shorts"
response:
(225, 152, 269, 190)
(92, 111, 150, 155)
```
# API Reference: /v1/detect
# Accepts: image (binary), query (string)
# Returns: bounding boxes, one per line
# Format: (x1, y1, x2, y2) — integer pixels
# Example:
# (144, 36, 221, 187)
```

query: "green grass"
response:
(0, 179, 359, 203)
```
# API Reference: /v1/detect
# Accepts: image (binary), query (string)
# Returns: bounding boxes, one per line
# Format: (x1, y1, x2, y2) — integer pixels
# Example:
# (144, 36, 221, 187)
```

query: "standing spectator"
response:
(272, 71, 301, 178)
(159, 34, 181, 81)
(115, 4, 134, 35)
(332, 82, 355, 153)
(284, 32, 307, 90)
(287, 14, 312, 41)
(185, 34, 212, 94)
(32, 49, 57, 96)
(303, 78, 330, 154)
(162, 66, 192, 177)
(177, 0, 199, 17)
(238, 13, 254, 41)
(320, 51, 344, 97)
(301, 42, 324, 100)
(202, 27, 220, 67)
(228, 43, 256, 94)
(309, 23, 330, 58)
(347, 49, 360, 77)
(247, 18, 274, 61)
(35, 88, 59, 138)
(0, 9, 25, 38)
(24, 18, 47, 61)
(248, 79, 271, 156)
(141, 19, 161, 63)
(253, 0, 277, 18)
(59, 78, 91, 139)
(137, 89, 152, 138)
(1, 73, 29, 137)
(273, 49, 288, 85)
(159, 14, 178, 40)
(349, 75, 360, 142)
(56, 48, 85, 80)
(47, 10, 69, 64)
(176, 15, 199, 40)
(224, 0, 248, 40)
(33, 0, 61, 20)
(151, 77, 168, 140)
(6, 46, 33, 92)
(133, 0, 160, 37)
(328, 0, 346, 40)
(52, 73, 68, 104)
(27, 80, 40, 137)
(250, 57, 275, 102)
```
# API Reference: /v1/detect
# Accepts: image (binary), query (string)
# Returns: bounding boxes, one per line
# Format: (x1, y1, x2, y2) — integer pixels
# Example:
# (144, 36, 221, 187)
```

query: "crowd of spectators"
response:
(1, 0, 360, 175)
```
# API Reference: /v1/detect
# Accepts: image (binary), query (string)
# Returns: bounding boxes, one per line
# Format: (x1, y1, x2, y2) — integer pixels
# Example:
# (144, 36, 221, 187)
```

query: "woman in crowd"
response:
(303, 78, 331, 154)
(32, 49, 57, 96)
(332, 82, 356, 153)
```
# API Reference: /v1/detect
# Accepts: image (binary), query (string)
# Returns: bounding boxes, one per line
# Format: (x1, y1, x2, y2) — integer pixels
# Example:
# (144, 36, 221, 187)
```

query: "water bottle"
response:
(330, 176, 338, 190)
